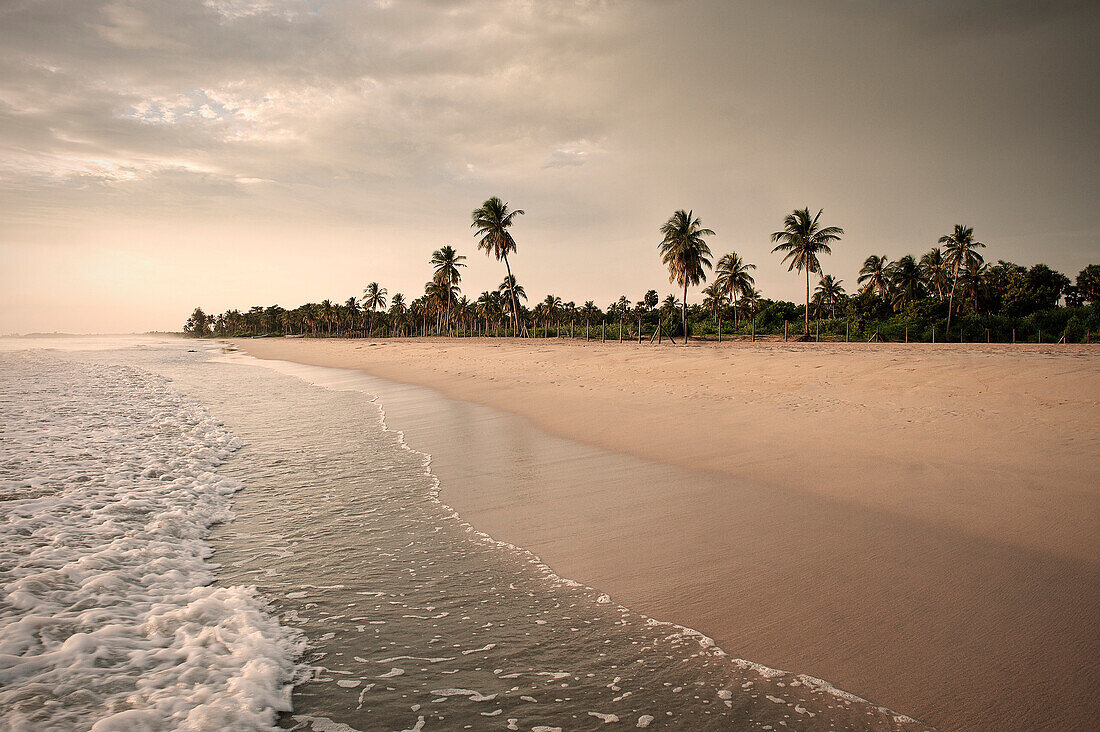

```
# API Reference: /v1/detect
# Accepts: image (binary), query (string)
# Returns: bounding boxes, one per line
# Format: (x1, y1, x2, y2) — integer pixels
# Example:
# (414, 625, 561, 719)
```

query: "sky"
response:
(1, 0, 1097, 333)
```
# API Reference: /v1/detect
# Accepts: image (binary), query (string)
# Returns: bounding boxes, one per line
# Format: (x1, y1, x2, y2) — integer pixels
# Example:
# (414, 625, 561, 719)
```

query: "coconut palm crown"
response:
(714, 251, 756, 325)
(771, 208, 843, 335)
(858, 255, 892, 299)
(430, 245, 466, 332)
(889, 254, 924, 311)
(658, 209, 714, 342)
(938, 225, 985, 336)
(472, 196, 524, 335)
(814, 274, 846, 319)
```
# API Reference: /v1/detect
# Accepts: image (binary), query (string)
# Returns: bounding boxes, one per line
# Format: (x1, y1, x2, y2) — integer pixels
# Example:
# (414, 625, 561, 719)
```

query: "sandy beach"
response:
(237, 337, 1100, 730)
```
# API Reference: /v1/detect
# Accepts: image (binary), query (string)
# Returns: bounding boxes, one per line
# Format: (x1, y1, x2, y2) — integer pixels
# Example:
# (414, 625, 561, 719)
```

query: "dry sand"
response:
(237, 337, 1100, 730)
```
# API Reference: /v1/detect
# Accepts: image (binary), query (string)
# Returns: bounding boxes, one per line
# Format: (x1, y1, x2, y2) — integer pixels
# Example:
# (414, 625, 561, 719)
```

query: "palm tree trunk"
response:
(803, 269, 810, 335)
(682, 282, 688, 344)
(946, 264, 960, 337)
(503, 255, 519, 337)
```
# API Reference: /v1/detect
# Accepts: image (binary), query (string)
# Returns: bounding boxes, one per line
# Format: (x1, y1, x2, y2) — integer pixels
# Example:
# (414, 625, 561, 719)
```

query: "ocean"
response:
(0, 337, 926, 731)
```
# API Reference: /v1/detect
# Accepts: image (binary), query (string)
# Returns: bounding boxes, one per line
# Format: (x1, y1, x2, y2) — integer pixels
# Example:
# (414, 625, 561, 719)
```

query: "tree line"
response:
(185, 198, 1100, 344)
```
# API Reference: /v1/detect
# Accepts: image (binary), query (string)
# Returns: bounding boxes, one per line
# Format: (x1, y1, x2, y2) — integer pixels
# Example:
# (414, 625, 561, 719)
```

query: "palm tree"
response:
(889, 254, 923, 311)
(920, 247, 950, 300)
(660, 293, 681, 323)
(320, 299, 336, 336)
(938, 225, 985, 336)
(475, 290, 503, 334)
(701, 283, 723, 322)
(388, 293, 407, 336)
(342, 297, 359, 336)
(958, 260, 989, 316)
(472, 196, 524, 335)
(713, 251, 756, 327)
(497, 275, 527, 330)
(579, 301, 600, 328)
(858, 255, 892, 300)
(771, 208, 844, 335)
(814, 275, 845, 319)
(363, 282, 387, 336)
(540, 294, 563, 336)
(658, 209, 714, 342)
(430, 245, 466, 334)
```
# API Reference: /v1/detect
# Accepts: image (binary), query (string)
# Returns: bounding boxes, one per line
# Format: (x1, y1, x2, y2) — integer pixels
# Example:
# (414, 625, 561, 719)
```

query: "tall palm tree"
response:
(771, 208, 844, 335)
(938, 225, 985, 336)
(814, 275, 846, 319)
(858, 255, 892, 300)
(920, 247, 950, 300)
(430, 245, 466, 334)
(363, 282, 387, 336)
(472, 196, 524, 335)
(658, 209, 714, 342)
(714, 251, 756, 326)
(889, 254, 923, 311)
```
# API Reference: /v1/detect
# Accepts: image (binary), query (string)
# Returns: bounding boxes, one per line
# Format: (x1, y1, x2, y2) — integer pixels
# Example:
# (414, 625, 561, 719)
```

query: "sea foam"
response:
(0, 355, 305, 730)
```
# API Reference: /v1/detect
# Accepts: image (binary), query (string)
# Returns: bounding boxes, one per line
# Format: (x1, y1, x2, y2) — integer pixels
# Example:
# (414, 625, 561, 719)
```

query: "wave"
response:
(0, 355, 306, 731)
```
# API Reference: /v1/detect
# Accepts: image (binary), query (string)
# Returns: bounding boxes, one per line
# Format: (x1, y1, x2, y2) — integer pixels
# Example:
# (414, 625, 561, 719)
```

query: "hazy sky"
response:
(1, 0, 1097, 333)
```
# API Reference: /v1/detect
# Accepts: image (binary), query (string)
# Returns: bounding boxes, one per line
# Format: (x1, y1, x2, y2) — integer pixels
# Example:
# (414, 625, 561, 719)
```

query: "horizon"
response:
(2, 0, 1098, 333)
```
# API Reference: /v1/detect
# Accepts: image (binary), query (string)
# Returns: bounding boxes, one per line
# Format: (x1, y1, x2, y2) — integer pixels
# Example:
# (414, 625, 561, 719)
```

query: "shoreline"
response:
(237, 337, 1099, 564)
(233, 337, 1100, 730)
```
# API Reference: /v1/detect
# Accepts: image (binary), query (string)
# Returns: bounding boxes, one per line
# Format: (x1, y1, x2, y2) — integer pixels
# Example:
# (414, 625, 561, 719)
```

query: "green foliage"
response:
(1077, 265, 1100, 303)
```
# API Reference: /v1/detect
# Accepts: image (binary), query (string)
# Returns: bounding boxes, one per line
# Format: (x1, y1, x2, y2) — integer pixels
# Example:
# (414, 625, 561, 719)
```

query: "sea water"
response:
(0, 338, 928, 730)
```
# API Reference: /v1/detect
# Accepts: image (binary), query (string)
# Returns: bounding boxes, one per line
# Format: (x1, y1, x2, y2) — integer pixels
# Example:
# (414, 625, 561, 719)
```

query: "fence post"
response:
(1038, 329, 1041, 343)
(718, 318, 722, 343)
(1012, 328, 1015, 344)
(846, 321, 849, 343)
(784, 321, 788, 342)
(751, 317, 755, 342)
(987, 328, 990, 343)
(905, 326, 908, 343)
(602, 321, 606, 342)
(932, 324, 935, 343)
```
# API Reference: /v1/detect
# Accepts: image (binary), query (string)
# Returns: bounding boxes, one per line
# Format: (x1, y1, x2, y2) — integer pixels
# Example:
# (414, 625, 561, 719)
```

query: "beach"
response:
(237, 336, 1100, 730)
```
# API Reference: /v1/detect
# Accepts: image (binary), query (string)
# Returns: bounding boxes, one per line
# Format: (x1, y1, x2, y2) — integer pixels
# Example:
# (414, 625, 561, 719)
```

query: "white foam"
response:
(0, 356, 305, 730)
(428, 688, 498, 702)
(588, 711, 620, 723)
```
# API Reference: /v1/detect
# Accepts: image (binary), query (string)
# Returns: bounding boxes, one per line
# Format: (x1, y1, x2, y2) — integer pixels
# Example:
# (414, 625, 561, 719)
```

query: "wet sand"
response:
(236, 337, 1100, 730)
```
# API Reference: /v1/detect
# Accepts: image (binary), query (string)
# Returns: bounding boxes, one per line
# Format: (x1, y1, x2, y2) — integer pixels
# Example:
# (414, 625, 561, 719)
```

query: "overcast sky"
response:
(1, 0, 1097, 333)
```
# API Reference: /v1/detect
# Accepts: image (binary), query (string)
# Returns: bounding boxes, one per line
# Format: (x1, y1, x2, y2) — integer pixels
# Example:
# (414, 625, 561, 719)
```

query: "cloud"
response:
(0, 0, 620, 213)
(0, 0, 1096, 333)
